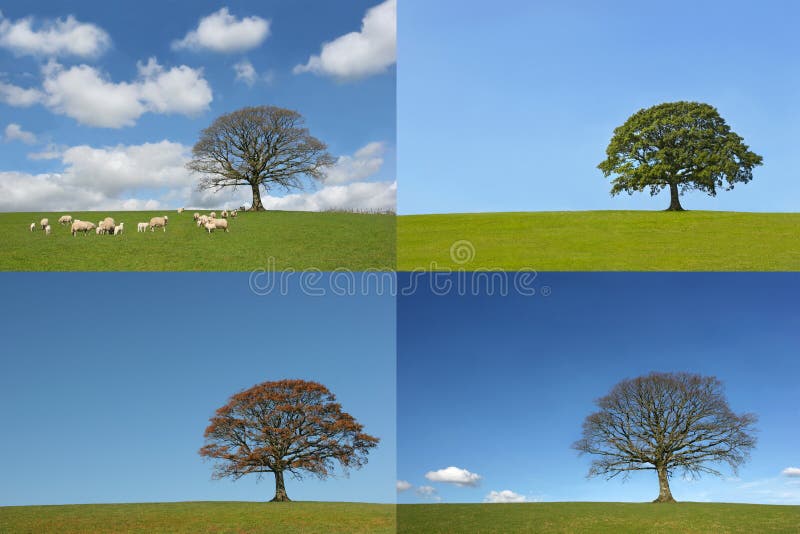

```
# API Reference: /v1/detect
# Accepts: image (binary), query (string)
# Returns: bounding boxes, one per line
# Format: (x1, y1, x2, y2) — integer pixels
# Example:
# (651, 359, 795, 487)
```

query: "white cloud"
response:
(396, 480, 412, 492)
(233, 59, 257, 86)
(484, 490, 527, 503)
(0, 12, 110, 58)
(4, 123, 36, 144)
(415, 485, 441, 501)
(782, 467, 800, 477)
(261, 181, 395, 212)
(27, 143, 64, 160)
(324, 142, 386, 184)
(294, 0, 396, 81)
(41, 58, 211, 127)
(173, 8, 270, 53)
(0, 81, 44, 107)
(424, 466, 482, 488)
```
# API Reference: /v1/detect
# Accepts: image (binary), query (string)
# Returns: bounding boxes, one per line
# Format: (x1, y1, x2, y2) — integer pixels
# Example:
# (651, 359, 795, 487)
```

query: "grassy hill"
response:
(398, 211, 800, 271)
(397, 502, 800, 533)
(0, 501, 395, 533)
(0, 210, 395, 271)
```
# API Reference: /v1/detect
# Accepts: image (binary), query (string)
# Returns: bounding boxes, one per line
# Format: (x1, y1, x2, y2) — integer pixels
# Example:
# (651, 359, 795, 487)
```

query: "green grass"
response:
(398, 502, 800, 533)
(0, 210, 395, 271)
(0, 501, 395, 533)
(398, 211, 800, 271)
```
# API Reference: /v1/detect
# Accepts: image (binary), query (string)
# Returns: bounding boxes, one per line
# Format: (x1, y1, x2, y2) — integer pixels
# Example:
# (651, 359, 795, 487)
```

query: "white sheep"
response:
(98, 217, 115, 234)
(211, 218, 229, 233)
(40, 218, 49, 230)
(149, 215, 169, 232)
(204, 221, 216, 233)
(221, 209, 228, 219)
(71, 220, 96, 236)
(193, 212, 200, 221)
(137, 222, 148, 232)
(230, 210, 237, 218)
(58, 215, 73, 225)
(29, 222, 35, 232)
(197, 215, 210, 227)
(96, 226, 103, 235)
(177, 207, 185, 214)
(114, 222, 124, 236)
(210, 211, 216, 219)
(45, 224, 51, 235)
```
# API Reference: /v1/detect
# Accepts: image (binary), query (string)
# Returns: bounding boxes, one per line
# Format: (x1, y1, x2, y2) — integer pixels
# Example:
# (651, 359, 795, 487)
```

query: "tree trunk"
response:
(250, 182, 265, 212)
(665, 182, 684, 211)
(653, 466, 676, 503)
(270, 470, 290, 502)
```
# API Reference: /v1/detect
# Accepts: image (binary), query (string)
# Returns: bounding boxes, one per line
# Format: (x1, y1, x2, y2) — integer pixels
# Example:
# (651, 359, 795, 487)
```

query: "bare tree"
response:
(573, 372, 757, 503)
(187, 106, 334, 211)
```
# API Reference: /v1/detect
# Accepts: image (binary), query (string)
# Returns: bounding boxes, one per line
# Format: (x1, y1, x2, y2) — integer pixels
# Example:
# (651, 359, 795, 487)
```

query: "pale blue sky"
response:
(0, 274, 395, 505)
(398, 273, 800, 504)
(399, 0, 800, 214)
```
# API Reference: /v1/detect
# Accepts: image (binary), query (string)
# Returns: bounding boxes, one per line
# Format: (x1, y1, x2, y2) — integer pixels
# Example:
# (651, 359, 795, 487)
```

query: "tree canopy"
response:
(199, 379, 379, 502)
(574, 372, 757, 503)
(598, 101, 763, 211)
(187, 106, 334, 211)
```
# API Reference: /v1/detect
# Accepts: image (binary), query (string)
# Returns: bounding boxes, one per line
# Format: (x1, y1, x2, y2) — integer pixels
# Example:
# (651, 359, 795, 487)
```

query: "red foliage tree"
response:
(199, 379, 379, 502)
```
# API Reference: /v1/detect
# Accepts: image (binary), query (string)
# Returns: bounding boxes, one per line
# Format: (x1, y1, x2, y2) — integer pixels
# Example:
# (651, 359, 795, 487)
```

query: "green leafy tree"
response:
(598, 102, 763, 211)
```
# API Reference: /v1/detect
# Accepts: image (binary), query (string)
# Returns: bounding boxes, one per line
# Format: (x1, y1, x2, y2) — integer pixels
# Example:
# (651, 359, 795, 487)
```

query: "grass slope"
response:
(398, 502, 800, 533)
(0, 501, 395, 533)
(398, 211, 800, 271)
(1, 210, 395, 271)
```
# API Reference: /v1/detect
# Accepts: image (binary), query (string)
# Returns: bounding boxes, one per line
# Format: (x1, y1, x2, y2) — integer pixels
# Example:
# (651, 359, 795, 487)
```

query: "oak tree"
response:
(574, 372, 757, 503)
(199, 379, 379, 502)
(187, 106, 334, 211)
(598, 102, 763, 211)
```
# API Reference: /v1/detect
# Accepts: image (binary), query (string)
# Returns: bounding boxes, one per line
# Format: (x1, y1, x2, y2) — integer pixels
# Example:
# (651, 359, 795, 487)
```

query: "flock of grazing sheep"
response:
(28, 208, 238, 237)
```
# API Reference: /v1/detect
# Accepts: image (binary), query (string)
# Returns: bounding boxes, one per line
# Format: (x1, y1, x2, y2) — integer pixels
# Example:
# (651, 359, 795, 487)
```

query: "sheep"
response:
(96, 227, 104, 235)
(221, 209, 228, 219)
(230, 210, 237, 218)
(149, 215, 169, 232)
(71, 220, 96, 236)
(40, 218, 49, 230)
(58, 215, 73, 225)
(137, 222, 148, 232)
(204, 221, 216, 233)
(177, 207, 184, 214)
(210, 211, 216, 219)
(193, 212, 200, 221)
(45, 224, 51, 235)
(211, 218, 229, 233)
(114, 222, 124, 236)
(98, 217, 115, 234)
(196, 215, 210, 227)
(29, 222, 35, 232)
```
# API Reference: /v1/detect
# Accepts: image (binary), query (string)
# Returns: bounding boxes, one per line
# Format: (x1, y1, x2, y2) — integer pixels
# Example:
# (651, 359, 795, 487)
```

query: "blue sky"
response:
(0, 274, 395, 505)
(399, 0, 800, 214)
(0, 1, 395, 212)
(397, 273, 800, 504)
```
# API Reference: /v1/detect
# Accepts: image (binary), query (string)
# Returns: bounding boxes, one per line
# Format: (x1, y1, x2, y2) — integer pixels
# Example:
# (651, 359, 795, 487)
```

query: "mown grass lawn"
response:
(0, 501, 395, 533)
(1, 210, 395, 271)
(398, 211, 800, 271)
(397, 502, 800, 533)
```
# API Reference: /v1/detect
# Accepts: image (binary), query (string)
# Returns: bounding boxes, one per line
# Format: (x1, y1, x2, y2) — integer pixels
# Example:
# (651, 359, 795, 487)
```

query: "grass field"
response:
(398, 211, 800, 271)
(397, 502, 800, 533)
(0, 501, 395, 533)
(0, 210, 395, 271)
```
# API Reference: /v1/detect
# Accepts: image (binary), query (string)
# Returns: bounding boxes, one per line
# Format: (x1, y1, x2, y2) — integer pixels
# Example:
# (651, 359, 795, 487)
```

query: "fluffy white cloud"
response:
(0, 12, 110, 58)
(396, 480, 412, 492)
(324, 142, 386, 185)
(233, 59, 257, 86)
(261, 181, 395, 212)
(1, 140, 394, 212)
(415, 485, 440, 501)
(484, 490, 527, 503)
(294, 0, 395, 81)
(173, 8, 270, 53)
(40, 59, 211, 127)
(4, 123, 36, 144)
(0, 81, 44, 107)
(783, 467, 800, 477)
(424, 466, 482, 487)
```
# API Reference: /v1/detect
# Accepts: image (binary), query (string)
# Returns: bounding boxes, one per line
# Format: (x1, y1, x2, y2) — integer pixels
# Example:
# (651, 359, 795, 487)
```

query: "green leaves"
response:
(598, 102, 763, 210)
